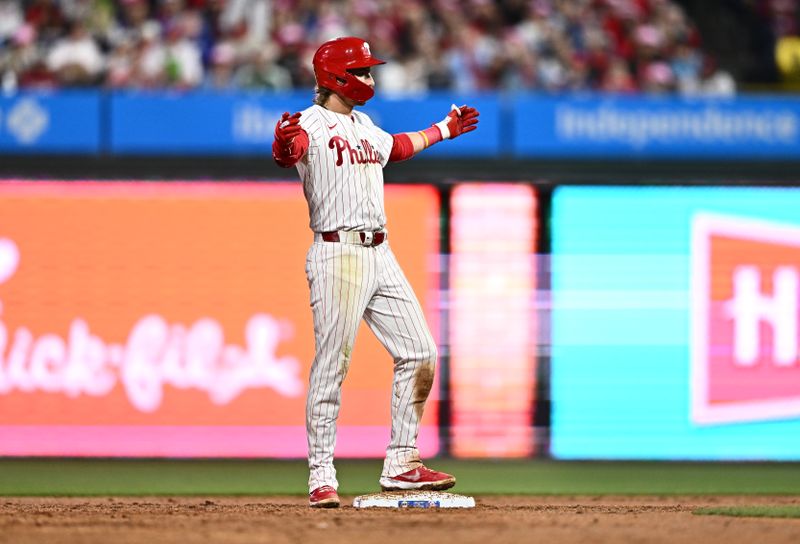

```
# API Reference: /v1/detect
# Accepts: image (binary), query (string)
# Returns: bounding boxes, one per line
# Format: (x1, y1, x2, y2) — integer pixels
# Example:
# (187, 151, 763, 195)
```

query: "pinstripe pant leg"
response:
(363, 244, 438, 479)
(305, 242, 376, 492)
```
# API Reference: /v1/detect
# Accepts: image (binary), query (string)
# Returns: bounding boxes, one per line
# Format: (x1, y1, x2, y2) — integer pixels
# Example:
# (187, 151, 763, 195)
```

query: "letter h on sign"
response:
(691, 213, 800, 425)
(725, 266, 799, 367)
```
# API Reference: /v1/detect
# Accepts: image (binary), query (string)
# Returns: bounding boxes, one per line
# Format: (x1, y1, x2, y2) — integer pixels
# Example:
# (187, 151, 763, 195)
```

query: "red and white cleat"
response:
(379, 466, 456, 491)
(309, 485, 340, 508)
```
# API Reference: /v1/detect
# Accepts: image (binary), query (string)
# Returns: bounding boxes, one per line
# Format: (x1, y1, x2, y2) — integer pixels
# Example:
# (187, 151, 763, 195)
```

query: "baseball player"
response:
(272, 36, 479, 508)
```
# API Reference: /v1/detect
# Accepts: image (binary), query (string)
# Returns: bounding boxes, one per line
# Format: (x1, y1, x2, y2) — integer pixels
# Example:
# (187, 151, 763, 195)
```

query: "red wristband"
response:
(389, 133, 415, 162)
(418, 126, 443, 148)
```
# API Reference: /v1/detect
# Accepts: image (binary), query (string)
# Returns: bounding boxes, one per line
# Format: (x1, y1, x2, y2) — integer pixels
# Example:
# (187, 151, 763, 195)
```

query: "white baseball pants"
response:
(304, 239, 437, 492)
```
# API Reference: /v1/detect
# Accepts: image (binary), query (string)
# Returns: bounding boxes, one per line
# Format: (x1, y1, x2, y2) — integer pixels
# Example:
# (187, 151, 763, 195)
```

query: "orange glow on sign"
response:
(449, 184, 537, 457)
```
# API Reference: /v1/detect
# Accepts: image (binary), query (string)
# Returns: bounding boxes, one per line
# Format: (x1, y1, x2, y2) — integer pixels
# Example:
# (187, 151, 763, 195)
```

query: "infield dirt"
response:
(1, 496, 799, 544)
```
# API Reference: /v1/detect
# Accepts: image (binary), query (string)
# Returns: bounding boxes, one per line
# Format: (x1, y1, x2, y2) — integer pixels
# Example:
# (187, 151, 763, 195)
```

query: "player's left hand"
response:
(435, 104, 479, 140)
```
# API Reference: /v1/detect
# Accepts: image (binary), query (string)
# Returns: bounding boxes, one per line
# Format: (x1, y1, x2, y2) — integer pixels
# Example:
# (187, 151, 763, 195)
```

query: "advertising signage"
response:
(0, 181, 439, 457)
(551, 186, 800, 460)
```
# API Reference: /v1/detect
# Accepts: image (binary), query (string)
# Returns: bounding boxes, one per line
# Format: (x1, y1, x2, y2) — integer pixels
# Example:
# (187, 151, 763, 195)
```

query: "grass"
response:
(694, 506, 800, 519)
(0, 459, 799, 496)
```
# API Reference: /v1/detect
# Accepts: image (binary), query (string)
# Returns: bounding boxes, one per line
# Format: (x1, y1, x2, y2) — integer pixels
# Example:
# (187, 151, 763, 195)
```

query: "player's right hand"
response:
(274, 111, 303, 146)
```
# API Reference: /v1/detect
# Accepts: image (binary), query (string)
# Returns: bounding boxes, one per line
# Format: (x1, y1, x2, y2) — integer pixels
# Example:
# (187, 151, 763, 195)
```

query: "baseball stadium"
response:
(2, 0, 800, 542)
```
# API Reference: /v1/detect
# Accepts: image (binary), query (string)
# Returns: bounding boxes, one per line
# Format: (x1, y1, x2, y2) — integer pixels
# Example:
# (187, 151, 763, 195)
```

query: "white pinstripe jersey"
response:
(296, 104, 394, 233)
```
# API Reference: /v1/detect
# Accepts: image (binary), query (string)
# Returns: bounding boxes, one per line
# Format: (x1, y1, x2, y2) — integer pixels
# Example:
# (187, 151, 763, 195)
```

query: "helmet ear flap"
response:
(314, 65, 374, 103)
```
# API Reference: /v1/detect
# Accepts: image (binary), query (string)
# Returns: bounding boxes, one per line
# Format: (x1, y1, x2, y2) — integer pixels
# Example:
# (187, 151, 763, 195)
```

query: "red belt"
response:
(321, 231, 386, 247)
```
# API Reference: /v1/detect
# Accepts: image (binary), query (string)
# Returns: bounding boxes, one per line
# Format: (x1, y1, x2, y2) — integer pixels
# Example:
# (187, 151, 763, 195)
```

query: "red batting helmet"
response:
(312, 37, 385, 103)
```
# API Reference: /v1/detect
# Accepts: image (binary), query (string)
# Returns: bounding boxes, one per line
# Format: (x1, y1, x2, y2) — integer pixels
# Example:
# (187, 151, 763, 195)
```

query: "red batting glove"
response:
(274, 111, 303, 149)
(272, 111, 304, 167)
(433, 104, 479, 140)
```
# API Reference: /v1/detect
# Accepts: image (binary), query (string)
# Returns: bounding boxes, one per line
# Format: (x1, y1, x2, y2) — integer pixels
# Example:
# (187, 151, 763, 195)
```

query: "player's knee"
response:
(399, 335, 437, 368)
(430, 342, 439, 366)
(420, 336, 438, 367)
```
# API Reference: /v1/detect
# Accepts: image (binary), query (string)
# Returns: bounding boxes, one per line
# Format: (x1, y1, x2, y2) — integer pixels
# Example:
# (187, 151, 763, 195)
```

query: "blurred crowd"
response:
(0, 0, 739, 95)
(759, 0, 797, 39)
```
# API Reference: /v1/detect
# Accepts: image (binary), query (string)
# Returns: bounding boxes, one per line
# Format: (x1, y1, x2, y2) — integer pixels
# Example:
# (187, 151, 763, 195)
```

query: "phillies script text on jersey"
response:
(328, 136, 382, 166)
(295, 104, 393, 233)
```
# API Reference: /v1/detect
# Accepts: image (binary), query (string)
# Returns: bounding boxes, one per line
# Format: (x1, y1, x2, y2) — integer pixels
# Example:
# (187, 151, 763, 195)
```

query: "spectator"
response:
(671, 42, 702, 93)
(422, 36, 455, 90)
(203, 41, 238, 90)
(692, 54, 736, 96)
(640, 60, 675, 93)
(46, 18, 104, 86)
(24, 0, 66, 46)
(60, 0, 116, 47)
(0, 0, 24, 43)
(133, 19, 166, 87)
(157, 0, 185, 32)
(161, 17, 204, 88)
(602, 55, 637, 93)
(112, 0, 150, 44)
(233, 43, 291, 90)
(1, 23, 43, 92)
(219, 0, 271, 49)
(105, 34, 136, 88)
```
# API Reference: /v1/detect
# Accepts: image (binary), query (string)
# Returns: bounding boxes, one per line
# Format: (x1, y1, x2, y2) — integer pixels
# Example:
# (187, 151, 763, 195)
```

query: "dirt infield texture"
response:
(2, 496, 799, 544)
